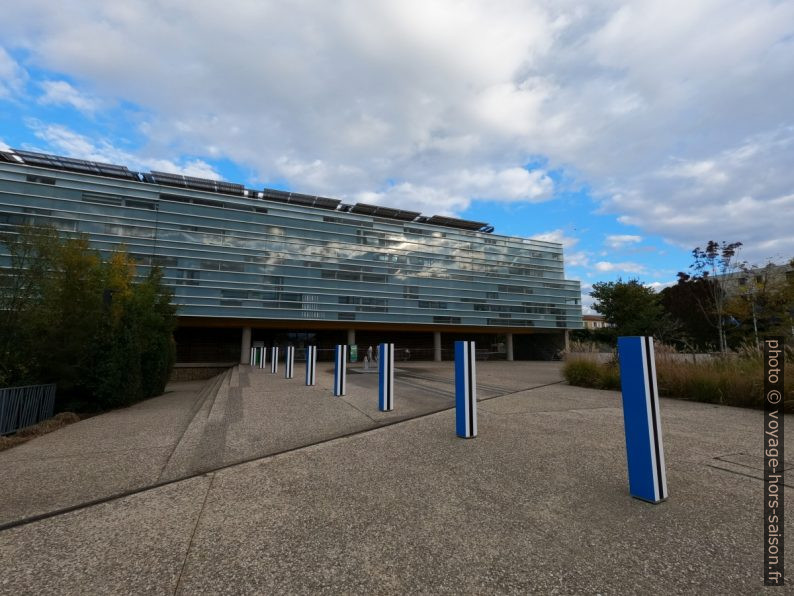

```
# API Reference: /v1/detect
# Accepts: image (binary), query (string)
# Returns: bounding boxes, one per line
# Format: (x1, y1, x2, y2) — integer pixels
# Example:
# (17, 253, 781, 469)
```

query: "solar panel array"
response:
(12, 150, 137, 180)
(426, 215, 489, 231)
(150, 171, 244, 196)
(351, 203, 421, 221)
(6, 148, 493, 232)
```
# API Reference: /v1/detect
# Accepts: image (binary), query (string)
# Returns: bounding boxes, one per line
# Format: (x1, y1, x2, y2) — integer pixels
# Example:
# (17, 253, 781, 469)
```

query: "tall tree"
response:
(659, 272, 718, 350)
(689, 240, 744, 353)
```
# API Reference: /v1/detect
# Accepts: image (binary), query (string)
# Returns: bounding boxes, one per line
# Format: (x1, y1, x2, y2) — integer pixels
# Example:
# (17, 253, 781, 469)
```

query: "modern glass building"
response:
(0, 149, 581, 362)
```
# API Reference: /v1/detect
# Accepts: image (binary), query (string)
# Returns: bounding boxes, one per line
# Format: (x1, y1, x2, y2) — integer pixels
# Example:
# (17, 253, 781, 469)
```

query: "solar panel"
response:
(150, 171, 188, 188)
(261, 189, 291, 203)
(351, 203, 420, 222)
(286, 192, 317, 207)
(313, 196, 341, 210)
(216, 181, 245, 196)
(13, 149, 137, 180)
(426, 215, 489, 231)
(351, 203, 378, 215)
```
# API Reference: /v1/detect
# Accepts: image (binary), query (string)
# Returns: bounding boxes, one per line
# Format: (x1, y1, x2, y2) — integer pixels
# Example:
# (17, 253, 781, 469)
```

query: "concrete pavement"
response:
(1, 364, 791, 594)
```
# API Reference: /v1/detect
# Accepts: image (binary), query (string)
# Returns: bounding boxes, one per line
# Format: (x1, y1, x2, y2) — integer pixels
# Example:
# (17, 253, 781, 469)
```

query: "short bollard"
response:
(284, 346, 294, 379)
(333, 345, 347, 396)
(305, 345, 317, 386)
(455, 340, 477, 438)
(617, 336, 668, 504)
(271, 346, 279, 374)
(378, 343, 394, 411)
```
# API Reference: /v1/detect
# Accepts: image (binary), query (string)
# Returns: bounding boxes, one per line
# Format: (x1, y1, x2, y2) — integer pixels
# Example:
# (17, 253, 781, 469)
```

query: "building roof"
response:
(0, 148, 495, 234)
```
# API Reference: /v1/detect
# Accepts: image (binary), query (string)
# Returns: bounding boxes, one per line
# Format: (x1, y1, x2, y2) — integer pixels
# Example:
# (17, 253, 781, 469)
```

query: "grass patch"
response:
(0, 412, 82, 452)
(564, 354, 793, 412)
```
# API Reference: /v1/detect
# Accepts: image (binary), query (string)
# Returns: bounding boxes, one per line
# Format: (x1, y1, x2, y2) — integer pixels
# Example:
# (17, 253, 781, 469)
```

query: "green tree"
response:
(0, 225, 177, 410)
(659, 272, 718, 350)
(689, 240, 744, 353)
(590, 278, 666, 338)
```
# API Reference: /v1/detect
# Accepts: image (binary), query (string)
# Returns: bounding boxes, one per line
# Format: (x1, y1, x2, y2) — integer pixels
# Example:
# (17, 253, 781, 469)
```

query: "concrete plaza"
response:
(0, 361, 790, 594)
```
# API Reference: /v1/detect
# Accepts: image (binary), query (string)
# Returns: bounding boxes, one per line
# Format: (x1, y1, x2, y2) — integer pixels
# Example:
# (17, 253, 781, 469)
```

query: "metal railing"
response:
(0, 383, 57, 435)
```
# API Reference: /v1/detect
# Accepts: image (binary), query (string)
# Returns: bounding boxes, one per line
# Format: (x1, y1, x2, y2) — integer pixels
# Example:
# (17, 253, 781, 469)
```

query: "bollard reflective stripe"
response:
(305, 346, 317, 386)
(617, 336, 668, 503)
(455, 341, 477, 438)
(334, 345, 347, 396)
(378, 343, 394, 411)
(271, 347, 279, 374)
(285, 346, 294, 379)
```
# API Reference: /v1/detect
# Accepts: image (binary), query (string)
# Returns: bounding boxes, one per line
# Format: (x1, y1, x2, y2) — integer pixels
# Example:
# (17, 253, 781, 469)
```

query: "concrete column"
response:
(564, 330, 570, 354)
(347, 328, 356, 345)
(433, 331, 442, 362)
(240, 327, 252, 364)
(506, 333, 514, 361)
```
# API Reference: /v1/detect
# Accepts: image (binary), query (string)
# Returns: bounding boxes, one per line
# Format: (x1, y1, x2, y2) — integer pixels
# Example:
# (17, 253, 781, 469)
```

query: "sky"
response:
(1, 0, 792, 313)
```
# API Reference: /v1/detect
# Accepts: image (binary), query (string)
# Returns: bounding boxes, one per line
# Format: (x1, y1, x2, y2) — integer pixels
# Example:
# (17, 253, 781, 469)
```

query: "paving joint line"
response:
(0, 380, 565, 533)
(173, 472, 215, 596)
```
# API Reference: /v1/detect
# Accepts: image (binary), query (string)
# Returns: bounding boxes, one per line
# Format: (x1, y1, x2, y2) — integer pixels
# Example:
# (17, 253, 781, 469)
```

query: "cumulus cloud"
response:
(533, 228, 579, 248)
(0, 46, 27, 99)
(605, 234, 642, 249)
(594, 260, 647, 274)
(38, 80, 101, 114)
(0, 0, 791, 256)
(27, 121, 221, 179)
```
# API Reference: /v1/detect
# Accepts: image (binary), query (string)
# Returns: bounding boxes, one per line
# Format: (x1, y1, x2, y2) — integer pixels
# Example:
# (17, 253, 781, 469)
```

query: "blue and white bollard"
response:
(378, 343, 394, 411)
(617, 336, 668, 504)
(305, 346, 317, 386)
(455, 341, 477, 438)
(271, 346, 279, 374)
(285, 346, 294, 379)
(334, 345, 347, 396)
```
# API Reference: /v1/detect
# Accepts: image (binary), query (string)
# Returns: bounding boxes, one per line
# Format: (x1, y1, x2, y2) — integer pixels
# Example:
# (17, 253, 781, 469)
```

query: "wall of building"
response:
(0, 154, 582, 361)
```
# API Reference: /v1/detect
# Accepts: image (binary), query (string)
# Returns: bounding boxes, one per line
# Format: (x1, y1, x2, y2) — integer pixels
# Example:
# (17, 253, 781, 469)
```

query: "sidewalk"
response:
(1, 372, 791, 594)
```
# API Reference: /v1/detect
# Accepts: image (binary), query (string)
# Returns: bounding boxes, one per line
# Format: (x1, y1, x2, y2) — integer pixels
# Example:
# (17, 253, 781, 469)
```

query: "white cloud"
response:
(605, 234, 642, 248)
(0, 138, 9, 151)
(27, 121, 221, 179)
(531, 228, 579, 248)
(594, 260, 647, 274)
(38, 80, 101, 114)
(0, 46, 26, 99)
(647, 280, 675, 292)
(0, 1, 791, 257)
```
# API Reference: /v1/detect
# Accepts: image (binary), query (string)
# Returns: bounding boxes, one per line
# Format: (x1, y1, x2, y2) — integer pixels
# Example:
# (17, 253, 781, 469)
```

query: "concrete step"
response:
(157, 368, 232, 482)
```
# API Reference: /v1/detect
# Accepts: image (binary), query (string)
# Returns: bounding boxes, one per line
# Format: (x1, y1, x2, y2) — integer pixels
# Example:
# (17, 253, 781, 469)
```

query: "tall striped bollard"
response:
(617, 336, 668, 504)
(250, 346, 255, 367)
(378, 343, 394, 411)
(285, 346, 294, 379)
(305, 346, 317, 386)
(259, 347, 266, 369)
(334, 345, 347, 396)
(271, 346, 279, 374)
(455, 341, 477, 438)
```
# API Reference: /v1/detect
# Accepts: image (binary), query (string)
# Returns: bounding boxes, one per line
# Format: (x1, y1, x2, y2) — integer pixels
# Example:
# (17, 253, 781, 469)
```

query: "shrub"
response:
(563, 357, 621, 390)
(565, 351, 793, 412)
(0, 226, 177, 411)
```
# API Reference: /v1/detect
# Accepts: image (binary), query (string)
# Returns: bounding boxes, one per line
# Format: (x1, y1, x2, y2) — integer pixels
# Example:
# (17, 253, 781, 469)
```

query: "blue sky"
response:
(1, 1, 792, 312)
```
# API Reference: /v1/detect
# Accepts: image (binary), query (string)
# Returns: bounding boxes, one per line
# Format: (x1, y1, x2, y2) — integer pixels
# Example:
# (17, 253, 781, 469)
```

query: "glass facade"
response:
(0, 156, 582, 331)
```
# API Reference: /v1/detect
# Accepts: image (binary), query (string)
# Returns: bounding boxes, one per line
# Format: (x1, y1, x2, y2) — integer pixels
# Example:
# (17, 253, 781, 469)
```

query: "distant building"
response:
(582, 314, 610, 329)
